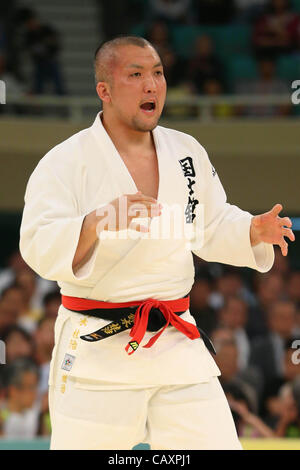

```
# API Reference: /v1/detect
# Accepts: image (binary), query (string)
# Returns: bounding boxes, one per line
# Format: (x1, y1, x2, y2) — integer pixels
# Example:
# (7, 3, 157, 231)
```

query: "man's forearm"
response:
(72, 210, 105, 272)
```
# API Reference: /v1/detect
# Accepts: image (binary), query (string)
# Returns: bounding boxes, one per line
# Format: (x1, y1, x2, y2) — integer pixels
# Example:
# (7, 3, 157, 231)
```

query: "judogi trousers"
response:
(49, 375, 242, 450)
(49, 320, 242, 450)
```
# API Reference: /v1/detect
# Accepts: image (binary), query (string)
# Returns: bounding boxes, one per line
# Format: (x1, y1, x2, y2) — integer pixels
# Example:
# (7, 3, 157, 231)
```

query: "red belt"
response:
(61, 295, 200, 355)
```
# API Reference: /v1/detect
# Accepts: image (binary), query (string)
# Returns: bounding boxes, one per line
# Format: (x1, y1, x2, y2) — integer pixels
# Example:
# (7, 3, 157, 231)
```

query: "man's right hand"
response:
(95, 191, 162, 234)
(72, 192, 162, 272)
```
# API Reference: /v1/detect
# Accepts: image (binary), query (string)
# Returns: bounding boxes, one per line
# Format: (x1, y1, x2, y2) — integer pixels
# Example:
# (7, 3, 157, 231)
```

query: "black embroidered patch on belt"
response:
(80, 312, 135, 342)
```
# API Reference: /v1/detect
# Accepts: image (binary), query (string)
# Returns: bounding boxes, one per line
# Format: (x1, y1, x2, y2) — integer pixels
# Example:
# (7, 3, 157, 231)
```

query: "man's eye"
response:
(155, 70, 163, 76)
(131, 72, 141, 77)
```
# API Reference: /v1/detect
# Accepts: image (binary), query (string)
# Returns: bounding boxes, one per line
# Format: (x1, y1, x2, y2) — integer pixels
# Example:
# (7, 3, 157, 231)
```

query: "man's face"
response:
(268, 303, 296, 338)
(106, 45, 167, 132)
(215, 343, 238, 382)
(11, 371, 38, 410)
(6, 331, 32, 362)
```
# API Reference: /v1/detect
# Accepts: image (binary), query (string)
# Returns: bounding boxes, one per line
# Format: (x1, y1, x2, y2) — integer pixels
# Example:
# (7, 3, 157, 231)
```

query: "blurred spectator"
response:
(100, 0, 145, 39)
(0, 52, 25, 97)
(284, 346, 300, 383)
(149, 0, 192, 24)
(287, 271, 300, 309)
(0, 0, 22, 81)
(190, 276, 217, 335)
(218, 296, 251, 371)
(271, 245, 291, 276)
(15, 270, 43, 333)
(0, 358, 40, 438)
(146, 20, 184, 86)
(18, 8, 65, 95)
(195, 0, 236, 25)
(264, 372, 300, 435)
(250, 300, 298, 385)
(214, 337, 263, 412)
(262, 344, 300, 423)
(211, 325, 235, 349)
(0, 299, 15, 336)
(0, 250, 56, 310)
(163, 82, 197, 117)
(235, 0, 270, 22)
(1, 326, 34, 364)
(274, 382, 300, 436)
(0, 285, 24, 335)
(0, 250, 29, 293)
(253, 0, 300, 58)
(235, 57, 290, 117)
(34, 317, 55, 397)
(201, 78, 235, 118)
(224, 382, 275, 437)
(209, 267, 255, 310)
(186, 35, 224, 94)
(193, 255, 221, 279)
(247, 272, 285, 339)
(42, 291, 61, 320)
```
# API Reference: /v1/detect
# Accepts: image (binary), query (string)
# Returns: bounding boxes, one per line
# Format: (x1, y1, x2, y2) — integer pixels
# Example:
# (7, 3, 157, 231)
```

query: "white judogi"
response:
(19, 112, 274, 449)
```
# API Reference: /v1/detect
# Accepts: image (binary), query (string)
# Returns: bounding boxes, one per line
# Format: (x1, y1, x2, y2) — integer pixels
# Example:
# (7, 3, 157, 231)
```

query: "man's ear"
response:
(96, 81, 111, 103)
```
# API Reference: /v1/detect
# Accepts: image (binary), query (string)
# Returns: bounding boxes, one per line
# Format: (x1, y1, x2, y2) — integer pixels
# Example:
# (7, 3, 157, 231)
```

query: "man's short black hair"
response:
(4, 357, 39, 388)
(1, 325, 33, 346)
(42, 290, 61, 307)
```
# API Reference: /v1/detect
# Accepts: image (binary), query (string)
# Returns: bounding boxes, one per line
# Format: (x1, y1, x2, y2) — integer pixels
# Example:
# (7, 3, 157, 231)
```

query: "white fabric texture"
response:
(19, 112, 274, 449)
(49, 377, 242, 450)
(19, 113, 274, 385)
(49, 320, 241, 450)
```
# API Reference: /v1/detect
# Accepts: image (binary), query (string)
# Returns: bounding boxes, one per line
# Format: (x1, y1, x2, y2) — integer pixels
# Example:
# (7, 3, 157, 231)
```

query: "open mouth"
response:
(140, 101, 156, 113)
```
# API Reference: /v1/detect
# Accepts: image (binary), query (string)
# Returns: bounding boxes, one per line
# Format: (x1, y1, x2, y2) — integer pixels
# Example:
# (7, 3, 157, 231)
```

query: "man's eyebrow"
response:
(126, 62, 163, 69)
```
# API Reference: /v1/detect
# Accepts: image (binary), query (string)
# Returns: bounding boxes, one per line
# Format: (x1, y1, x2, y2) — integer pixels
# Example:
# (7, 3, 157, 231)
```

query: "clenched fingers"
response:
(125, 192, 158, 203)
(128, 202, 162, 219)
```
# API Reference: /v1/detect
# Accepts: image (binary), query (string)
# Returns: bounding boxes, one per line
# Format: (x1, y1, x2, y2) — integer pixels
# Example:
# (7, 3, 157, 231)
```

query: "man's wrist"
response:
(250, 219, 261, 247)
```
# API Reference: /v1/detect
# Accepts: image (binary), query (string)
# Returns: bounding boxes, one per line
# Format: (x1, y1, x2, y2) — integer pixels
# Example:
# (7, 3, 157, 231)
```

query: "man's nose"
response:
(143, 75, 157, 93)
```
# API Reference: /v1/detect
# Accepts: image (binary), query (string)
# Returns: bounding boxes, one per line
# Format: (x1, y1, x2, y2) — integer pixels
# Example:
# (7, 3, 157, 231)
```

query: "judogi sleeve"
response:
(192, 143, 274, 273)
(19, 160, 99, 282)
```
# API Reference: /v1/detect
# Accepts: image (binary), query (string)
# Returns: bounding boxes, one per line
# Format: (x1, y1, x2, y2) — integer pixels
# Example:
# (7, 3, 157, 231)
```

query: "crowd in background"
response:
(0, 0, 299, 117)
(0, 2, 65, 97)
(0, 0, 299, 442)
(0, 250, 60, 438)
(191, 248, 300, 438)
(131, 0, 300, 117)
(0, 246, 299, 439)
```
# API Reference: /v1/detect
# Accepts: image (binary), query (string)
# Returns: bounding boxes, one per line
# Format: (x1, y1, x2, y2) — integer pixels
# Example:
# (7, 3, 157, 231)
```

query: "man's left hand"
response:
(250, 203, 295, 256)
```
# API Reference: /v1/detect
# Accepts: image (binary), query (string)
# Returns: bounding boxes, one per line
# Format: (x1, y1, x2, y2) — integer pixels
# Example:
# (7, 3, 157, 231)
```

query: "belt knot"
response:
(125, 297, 199, 355)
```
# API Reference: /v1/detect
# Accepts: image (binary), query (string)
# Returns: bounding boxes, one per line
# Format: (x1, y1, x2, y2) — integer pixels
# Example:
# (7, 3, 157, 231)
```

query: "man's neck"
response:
(100, 112, 154, 157)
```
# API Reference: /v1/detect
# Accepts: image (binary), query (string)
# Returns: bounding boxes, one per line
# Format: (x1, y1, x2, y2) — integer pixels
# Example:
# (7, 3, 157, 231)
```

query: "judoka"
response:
(19, 36, 295, 450)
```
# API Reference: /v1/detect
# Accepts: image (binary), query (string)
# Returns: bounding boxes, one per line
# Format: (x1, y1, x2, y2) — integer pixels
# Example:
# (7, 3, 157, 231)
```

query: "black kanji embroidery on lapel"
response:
(179, 157, 199, 224)
(179, 157, 196, 178)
